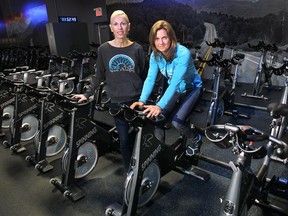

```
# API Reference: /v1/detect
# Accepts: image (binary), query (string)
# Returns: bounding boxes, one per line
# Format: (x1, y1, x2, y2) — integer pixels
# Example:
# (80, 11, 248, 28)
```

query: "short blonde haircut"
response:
(110, 10, 130, 24)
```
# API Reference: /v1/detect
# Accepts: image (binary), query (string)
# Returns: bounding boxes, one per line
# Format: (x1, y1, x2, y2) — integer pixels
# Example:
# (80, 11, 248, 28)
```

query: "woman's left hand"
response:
(143, 105, 162, 118)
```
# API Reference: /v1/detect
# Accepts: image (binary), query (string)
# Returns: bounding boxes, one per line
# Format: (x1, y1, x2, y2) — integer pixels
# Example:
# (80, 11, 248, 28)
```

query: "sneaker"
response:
(186, 134, 202, 156)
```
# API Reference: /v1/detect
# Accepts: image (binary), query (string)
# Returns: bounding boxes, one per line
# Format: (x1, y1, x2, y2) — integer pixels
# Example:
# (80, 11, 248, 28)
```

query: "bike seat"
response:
(267, 102, 288, 117)
(231, 53, 245, 65)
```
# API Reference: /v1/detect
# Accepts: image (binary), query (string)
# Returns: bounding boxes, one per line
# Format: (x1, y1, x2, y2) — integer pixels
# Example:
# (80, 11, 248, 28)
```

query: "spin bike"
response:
(49, 56, 75, 94)
(265, 57, 288, 163)
(202, 39, 228, 93)
(24, 83, 69, 173)
(199, 52, 249, 126)
(105, 105, 210, 216)
(0, 73, 17, 140)
(0, 67, 23, 138)
(223, 43, 241, 87)
(69, 50, 97, 94)
(49, 86, 119, 201)
(206, 38, 226, 58)
(242, 41, 279, 100)
(205, 123, 288, 216)
(1, 68, 44, 152)
(25, 74, 102, 173)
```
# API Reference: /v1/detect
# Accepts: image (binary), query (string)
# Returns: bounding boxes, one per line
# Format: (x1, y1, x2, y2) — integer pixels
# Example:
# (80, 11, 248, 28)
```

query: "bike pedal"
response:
(105, 202, 123, 216)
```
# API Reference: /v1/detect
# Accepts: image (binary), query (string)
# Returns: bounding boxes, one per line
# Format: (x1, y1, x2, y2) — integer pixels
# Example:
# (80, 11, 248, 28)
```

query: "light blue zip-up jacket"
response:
(139, 44, 202, 109)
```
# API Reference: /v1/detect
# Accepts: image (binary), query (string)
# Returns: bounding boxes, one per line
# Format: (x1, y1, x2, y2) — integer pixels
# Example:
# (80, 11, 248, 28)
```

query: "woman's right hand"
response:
(130, 101, 144, 109)
(72, 94, 88, 103)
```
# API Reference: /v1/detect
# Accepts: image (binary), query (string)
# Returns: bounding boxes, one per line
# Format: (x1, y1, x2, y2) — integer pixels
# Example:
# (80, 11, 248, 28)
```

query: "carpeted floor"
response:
(0, 81, 288, 216)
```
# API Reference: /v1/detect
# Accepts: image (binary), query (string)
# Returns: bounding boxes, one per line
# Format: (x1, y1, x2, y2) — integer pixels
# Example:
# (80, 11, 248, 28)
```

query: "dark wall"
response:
(46, 22, 90, 57)
(0, 0, 110, 49)
(45, 0, 110, 46)
(0, 0, 49, 47)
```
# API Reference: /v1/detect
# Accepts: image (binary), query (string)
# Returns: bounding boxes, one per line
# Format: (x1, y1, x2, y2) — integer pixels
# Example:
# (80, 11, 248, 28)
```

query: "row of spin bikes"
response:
(0, 47, 288, 216)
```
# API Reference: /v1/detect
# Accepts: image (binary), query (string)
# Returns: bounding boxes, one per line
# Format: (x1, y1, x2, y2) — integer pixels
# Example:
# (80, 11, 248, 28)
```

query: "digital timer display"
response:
(58, 16, 78, 23)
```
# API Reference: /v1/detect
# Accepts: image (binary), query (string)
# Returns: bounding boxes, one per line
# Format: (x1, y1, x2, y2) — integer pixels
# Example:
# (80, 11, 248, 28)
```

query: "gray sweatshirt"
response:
(84, 41, 146, 103)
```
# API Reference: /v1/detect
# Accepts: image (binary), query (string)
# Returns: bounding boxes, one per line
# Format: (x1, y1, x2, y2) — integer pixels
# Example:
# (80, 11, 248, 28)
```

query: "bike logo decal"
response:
(45, 102, 56, 113)
(142, 133, 154, 150)
(43, 112, 64, 129)
(76, 127, 97, 148)
(0, 97, 15, 109)
(75, 118, 87, 129)
(141, 144, 161, 172)
(18, 104, 38, 118)
(20, 94, 28, 103)
(0, 90, 9, 98)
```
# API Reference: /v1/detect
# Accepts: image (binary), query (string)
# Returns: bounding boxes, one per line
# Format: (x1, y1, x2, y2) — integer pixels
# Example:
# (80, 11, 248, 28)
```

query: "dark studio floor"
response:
(0, 80, 288, 216)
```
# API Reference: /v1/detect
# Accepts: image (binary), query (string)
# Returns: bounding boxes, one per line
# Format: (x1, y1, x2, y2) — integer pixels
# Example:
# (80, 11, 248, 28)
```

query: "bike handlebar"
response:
(230, 53, 245, 65)
(198, 51, 245, 67)
(3, 66, 29, 74)
(198, 53, 230, 68)
(69, 50, 97, 60)
(267, 59, 288, 76)
(204, 123, 288, 157)
(53, 92, 90, 107)
(24, 85, 51, 99)
(206, 39, 226, 48)
(109, 104, 166, 126)
(248, 40, 278, 52)
(205, 123, 268, 142)
(267, 102, 288, 117)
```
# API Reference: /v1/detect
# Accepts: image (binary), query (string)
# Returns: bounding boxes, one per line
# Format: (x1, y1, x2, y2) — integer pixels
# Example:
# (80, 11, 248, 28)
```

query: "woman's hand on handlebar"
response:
(130, 102, 162, 118)
(72, 94, 87, 103)
(130, 101, 144, 109)
(143, 105, 162, 118)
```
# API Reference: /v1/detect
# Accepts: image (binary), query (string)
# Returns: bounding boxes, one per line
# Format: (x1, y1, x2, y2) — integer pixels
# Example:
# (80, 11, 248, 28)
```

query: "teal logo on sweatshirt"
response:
(109, 54, 135, 73)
